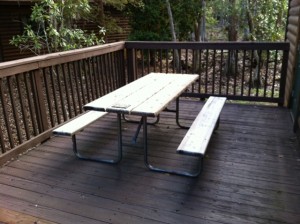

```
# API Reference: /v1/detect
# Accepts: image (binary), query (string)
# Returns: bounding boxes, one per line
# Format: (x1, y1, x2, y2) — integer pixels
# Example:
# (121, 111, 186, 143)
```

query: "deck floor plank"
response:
(0, 99, 299, 224)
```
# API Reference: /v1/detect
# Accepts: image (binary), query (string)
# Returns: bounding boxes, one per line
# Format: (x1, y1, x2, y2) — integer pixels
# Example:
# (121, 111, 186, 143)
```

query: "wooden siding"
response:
(286, 0, 300, 133)
(0, 3, 131, 62)
(0, 99, 299, 223)
(0, 4, 34, 62)
(286, 0, 300, 106)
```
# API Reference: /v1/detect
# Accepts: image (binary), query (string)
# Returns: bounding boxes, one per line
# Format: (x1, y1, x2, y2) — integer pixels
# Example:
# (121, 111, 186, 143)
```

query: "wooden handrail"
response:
(0, 41, 125, 77)
(0, 40, 290, 165)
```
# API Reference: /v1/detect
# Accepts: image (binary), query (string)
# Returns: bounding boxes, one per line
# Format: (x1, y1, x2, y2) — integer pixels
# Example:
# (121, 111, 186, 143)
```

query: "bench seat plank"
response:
(177, 96, 226, 156)
(53, 111, 107, 136)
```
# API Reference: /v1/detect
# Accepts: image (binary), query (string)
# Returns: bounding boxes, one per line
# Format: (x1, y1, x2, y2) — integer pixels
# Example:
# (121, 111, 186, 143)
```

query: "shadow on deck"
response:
(0, 99, 299, 224)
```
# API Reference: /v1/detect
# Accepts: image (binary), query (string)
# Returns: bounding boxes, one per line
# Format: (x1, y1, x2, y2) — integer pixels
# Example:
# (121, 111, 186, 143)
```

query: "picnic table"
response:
(54, 72, 226, 177)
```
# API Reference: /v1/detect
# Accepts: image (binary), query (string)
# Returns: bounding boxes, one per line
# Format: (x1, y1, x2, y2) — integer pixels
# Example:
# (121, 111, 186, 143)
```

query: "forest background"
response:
(10, 0, 288, 55)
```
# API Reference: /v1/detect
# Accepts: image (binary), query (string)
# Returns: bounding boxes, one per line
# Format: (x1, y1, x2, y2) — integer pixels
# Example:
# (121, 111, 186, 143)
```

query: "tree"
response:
(126, 0, 170, 41)
(10, 0, 106, 55)
(165, 0, 179, 71)
(94, 0, 143, 36)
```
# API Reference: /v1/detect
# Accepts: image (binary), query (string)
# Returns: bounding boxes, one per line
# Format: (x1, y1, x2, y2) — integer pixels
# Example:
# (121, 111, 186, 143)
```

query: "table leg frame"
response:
(71, 113, 123, 164)
(142, 116, 203, 177)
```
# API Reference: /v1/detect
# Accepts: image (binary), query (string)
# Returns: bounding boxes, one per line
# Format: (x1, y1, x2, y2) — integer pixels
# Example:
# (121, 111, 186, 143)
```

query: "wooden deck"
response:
(0, 99, 299, 224)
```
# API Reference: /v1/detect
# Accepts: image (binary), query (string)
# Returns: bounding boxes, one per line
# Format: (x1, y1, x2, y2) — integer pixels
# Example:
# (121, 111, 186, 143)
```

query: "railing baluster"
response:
(0, 78, 14, 149)
(205, 49, 209, 94)
(7, 76, 22, 144)
(219, 50, 224, 95)
(271, 50, 279, 98)
(16, 73, 30, 140)
(248, 50, 254, 97)
(241, 50, 246, 96)
(73, 61, 83, 114)
(62, 63, 72, 118)
(159, 49, 163, 72)
(226, 50, 230, 96)
(212, 49, 216, 95)
(96, 56, 104, 96)
(56, 65, 67, 121)
(49, 66, 60, 124)
(91, 57, 100, 98)
(233, 50, 238, 96)
(256, 50, 262, 97)
(111, 52, 117, 90)
(0, 121, 5, 153)
(264, 50, 270, 97)
(43, 68, 54, 126)
(67, 63, 78, 117)
(25, 72, 38, 136)
(166, 49, 169, 74)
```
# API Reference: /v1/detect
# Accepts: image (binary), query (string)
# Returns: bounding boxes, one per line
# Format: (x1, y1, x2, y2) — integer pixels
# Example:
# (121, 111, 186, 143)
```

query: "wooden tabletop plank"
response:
(131, 74, 198, 116)
(84, 73, 156, 111)
(84, 73, 199, 116)
(107, 74, 176, 113)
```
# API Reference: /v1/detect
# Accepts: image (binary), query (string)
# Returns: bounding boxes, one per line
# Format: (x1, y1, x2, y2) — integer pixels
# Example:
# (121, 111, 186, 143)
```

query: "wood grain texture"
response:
(0, 207, 56, 224)
(177, 97, 226, 155)
(0, 99, 299, 224)
(84, 73, 199, 116)
(53, 111, 108, 136)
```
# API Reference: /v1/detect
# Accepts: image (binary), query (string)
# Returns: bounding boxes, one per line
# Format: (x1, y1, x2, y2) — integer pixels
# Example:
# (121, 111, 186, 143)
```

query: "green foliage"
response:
(126, 0, 287, 42)
(106, 0, 144, 10)
(10, 0, 106, 54)
(126, 0, 171, 41)
(249, 0, 288, 41)
(212, 0, 287, 41)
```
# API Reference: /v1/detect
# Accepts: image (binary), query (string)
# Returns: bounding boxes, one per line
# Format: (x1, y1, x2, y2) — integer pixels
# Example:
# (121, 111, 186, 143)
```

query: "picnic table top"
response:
(84, 73, 199, 117)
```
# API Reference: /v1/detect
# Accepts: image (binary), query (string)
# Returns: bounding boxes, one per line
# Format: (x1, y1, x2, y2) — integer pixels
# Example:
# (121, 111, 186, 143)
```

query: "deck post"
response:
(126, 47, 136, 83)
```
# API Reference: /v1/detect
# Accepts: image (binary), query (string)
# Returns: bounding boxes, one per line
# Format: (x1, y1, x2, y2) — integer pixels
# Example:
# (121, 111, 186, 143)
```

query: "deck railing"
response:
(0, 41, 289, 163)
(0, 42, 125, 162)
(126, 41, 289, 104)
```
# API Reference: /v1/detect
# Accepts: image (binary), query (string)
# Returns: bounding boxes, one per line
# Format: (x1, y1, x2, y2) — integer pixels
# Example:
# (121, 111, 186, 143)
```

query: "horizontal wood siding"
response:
(0, 3, 131, 62)
(0, 5, 34, 62)
(286, 0, 300, 130)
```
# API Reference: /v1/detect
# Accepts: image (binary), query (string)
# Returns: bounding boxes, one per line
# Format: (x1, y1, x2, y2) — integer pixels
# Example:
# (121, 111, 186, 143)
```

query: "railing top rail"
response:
(0, 41, 125, 77)
(125, 41, 290, 51)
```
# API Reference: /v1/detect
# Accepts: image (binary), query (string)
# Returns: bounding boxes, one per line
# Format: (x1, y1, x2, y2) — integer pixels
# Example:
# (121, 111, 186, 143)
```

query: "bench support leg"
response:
(215, 117, 220, 130)
(175, 97, 191, 129)
(71, 113, 123, 164)
(143, 116, 203, 177)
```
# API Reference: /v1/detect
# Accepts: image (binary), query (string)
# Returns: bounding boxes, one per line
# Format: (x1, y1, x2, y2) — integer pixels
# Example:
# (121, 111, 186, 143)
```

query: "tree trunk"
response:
(200, 0, 206, 41)
(225, 0, 238, 76)
(166, 0, 180, 72)
(246, 0, 261, 87)
(97, 0, 105, 26)
(193, 18, 201, 73)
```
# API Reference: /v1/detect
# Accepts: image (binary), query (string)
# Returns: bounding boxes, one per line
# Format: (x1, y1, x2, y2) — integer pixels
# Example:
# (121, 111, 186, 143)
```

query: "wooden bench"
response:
(53, 111, 121, 163)
(177, 96, 226, 176)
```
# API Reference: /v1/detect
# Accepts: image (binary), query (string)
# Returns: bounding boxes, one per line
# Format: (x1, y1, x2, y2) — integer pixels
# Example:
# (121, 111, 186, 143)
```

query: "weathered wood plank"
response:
(0, 207, 57, 224)
(0, 100, 299, 224)
(177, 97, 226, 155)
(53, 111, 107, 136)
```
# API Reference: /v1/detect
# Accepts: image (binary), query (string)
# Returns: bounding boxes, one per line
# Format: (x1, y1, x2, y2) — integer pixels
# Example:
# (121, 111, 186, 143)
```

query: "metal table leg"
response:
(71, 113, 123, 164)
(143, 115, 202, 177)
